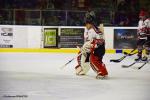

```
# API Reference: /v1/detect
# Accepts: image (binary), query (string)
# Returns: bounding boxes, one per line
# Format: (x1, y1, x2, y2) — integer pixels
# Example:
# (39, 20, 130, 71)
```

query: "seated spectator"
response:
(114, 11, 129, 26)
(127, 12, 139, 26)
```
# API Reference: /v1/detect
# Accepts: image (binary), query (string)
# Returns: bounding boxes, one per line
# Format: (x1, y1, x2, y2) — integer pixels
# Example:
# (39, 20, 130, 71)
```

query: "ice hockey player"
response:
(75, 21, 108, 79)
(135, 9, 150, 61)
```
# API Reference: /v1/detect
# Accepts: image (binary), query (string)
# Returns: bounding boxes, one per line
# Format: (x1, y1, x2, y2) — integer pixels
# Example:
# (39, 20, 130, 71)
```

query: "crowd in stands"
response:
(0, 0, 149, 26)
(112, 0, 140, 26)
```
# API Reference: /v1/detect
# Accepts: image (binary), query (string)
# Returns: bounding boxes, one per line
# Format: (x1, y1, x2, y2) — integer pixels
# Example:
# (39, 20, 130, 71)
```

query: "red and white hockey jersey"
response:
(137, 18, 150, 39)
(84, 25, 104, 43)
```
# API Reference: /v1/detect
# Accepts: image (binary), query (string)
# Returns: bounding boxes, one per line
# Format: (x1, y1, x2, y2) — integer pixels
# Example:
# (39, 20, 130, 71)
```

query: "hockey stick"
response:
(60, 52, 82, 70)
(122, 60, 149, 69)
(137, 61, 148, 69)
(122, 60, 138, 68)
(135, 59, 149, 69)
(110, 39, 149, 63)
(110, 49, 137, 63)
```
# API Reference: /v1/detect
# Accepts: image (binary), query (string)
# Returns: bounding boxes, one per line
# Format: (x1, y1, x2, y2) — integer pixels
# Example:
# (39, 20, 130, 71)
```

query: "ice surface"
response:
(0, 53, 150, 100)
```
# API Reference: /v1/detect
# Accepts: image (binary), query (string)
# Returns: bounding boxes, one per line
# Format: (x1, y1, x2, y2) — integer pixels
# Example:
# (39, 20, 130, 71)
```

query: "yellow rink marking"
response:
(0, 48, 136, 54)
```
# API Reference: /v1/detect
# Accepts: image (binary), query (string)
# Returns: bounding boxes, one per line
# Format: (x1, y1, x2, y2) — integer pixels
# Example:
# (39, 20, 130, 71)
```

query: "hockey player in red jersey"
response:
(135, 9, 150, 61)
(75, 21, 108, 79)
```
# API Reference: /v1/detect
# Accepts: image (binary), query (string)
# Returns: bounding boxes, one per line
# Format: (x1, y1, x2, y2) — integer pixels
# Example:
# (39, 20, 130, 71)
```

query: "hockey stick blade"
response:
(110, 59, 121, 63)
(122, 65, 131, 68)
(122, 60, 149, 69)
(122, 61, 137, 68)
(110, 56, 126, 63)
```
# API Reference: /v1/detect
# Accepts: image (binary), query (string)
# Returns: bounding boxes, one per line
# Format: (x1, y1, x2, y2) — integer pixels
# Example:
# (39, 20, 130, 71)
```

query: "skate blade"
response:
(96, 75, 108, 80)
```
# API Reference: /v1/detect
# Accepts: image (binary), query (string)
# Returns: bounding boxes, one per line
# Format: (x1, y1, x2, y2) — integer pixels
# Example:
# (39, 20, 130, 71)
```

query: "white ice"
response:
(0, 53, 150, 100)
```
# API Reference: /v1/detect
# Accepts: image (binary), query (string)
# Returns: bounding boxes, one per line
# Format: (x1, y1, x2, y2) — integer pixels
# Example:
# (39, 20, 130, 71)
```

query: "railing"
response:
(0, 8, 139, 26)
(0, 9, 112, 26)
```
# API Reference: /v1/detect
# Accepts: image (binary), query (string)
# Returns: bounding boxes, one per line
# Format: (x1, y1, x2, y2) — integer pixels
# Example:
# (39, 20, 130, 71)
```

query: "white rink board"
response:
(0, 25, 137, 49)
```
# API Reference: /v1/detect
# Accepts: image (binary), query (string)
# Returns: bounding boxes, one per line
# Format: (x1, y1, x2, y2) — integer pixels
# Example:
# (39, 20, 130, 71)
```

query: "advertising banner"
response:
(44, 28, 58, 48)
(0, 27, 13, 48)
(114, 29, 137, 49)
(60, 28, 84, 48)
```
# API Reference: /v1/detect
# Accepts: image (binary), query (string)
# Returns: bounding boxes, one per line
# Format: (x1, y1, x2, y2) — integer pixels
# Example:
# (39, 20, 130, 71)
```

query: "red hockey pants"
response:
(90, 53, 108, 76)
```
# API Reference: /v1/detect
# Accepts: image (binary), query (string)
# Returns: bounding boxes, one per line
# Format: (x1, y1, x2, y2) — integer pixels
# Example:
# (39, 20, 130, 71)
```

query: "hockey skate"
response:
(96, 74, 107, 80)
(75, 65, 86, 75)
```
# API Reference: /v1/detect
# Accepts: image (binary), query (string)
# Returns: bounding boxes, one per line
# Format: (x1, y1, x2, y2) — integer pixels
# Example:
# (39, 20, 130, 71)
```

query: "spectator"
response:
(47, 0, 55, 9)
(117, 0, 130, 12)
(114, 11, 129, 26)
(37, 0, 47, 9)
(127, 12, 139, 26)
